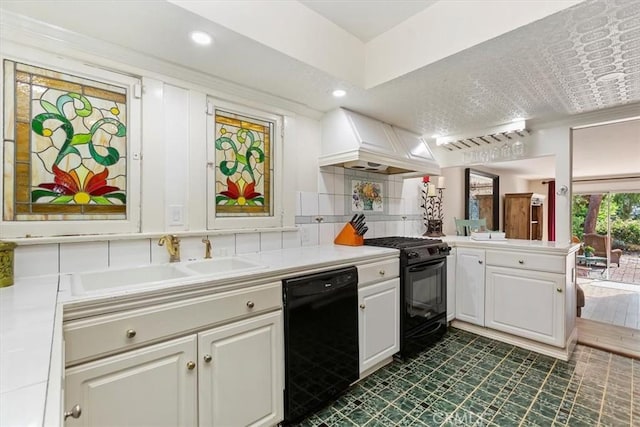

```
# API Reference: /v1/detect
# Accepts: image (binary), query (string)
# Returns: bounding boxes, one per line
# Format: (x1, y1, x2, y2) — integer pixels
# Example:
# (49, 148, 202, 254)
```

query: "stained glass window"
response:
(214, 109, 272, 217)
(3, 60, 127, 221)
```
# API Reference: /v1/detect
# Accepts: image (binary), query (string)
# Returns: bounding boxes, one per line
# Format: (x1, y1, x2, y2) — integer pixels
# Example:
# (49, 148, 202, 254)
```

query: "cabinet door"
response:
(455, 248, 486, 326)
(198, 311, 283, 427)
(358, 278, 400, 374)
(446, 249, 456, 322)
(65, 336, 197, 427)
(485, 266, 564, 347)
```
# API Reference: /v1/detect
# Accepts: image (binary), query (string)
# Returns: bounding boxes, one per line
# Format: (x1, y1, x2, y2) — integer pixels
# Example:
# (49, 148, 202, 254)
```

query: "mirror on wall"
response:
(465, 168, 500, 231)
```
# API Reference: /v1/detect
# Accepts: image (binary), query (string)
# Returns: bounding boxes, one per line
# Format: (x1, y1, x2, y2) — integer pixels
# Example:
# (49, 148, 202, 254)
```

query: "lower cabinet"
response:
(65, 311, 283, 427)
(358, 278, 400, 374)
(65, 336, 198, 427)
(485, 266, 565, 346)
(446, 248, 456, 322)
(198, 311, 283, 427)
(455, 248, 486, 326)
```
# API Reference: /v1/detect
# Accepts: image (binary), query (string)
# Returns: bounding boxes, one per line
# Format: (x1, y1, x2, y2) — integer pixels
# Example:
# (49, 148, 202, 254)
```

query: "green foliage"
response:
(572, 193, 640, 246)
(611, 219, 640, 246)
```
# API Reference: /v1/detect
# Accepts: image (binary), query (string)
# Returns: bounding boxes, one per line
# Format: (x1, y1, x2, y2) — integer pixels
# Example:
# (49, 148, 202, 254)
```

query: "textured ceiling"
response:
(349, 0, 640, 137)
(1, 0, 639, 140)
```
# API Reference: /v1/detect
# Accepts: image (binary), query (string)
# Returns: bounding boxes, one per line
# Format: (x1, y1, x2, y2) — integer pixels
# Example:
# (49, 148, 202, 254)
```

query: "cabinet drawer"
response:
(485, 250, 565, 274)
(64, 282, 281, 365)
(357, 258, 399, 286)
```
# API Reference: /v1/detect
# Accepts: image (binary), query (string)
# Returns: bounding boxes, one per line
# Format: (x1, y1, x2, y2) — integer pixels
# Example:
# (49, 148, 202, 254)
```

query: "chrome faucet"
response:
(158, 235, 181, 263)
(202, 238, 212, 259)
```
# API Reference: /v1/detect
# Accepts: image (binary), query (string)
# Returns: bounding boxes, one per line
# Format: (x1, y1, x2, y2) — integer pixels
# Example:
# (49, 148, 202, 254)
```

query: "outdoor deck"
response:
(579, 252, 640, 330)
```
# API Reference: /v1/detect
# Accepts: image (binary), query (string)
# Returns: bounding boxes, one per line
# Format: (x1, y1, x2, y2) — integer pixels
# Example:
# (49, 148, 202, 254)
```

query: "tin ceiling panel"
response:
(352, 0, 640, 136)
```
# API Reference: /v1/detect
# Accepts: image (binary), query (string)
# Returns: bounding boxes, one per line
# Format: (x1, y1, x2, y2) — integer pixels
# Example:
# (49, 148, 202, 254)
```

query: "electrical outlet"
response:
(300, 226, 310, 245)
(169, 205, 184, 226)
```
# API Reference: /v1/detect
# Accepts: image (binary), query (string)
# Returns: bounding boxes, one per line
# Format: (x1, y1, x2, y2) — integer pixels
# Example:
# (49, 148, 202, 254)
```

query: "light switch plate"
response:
(169, 205, 184, 226)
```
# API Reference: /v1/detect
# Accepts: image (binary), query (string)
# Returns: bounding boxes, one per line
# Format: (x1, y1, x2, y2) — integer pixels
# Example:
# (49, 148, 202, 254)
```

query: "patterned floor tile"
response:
(292, 328, 636, 426)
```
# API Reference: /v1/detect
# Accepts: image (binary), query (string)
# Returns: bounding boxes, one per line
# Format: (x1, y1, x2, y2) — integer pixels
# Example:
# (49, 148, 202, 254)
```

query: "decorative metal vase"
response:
(0, 241, 17, 288)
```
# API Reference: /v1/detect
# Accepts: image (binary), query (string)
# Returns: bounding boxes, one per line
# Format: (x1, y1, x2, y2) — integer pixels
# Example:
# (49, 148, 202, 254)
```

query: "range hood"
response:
(319, 108, 440, 175)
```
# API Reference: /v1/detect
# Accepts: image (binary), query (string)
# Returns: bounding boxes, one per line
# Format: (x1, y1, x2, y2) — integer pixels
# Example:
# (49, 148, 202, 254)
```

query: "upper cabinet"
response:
(319, 108, 440, 175)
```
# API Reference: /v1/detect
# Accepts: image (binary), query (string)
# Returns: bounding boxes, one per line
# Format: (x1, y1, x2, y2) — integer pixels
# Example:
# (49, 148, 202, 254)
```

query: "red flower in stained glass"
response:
(220, 178, 261, 206)
(35, 165, 124, 204)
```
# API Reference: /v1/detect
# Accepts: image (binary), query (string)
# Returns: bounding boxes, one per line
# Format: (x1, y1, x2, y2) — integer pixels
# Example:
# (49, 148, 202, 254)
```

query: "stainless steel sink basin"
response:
(181, 257, 266, 276)
(71, 264, 192, 295)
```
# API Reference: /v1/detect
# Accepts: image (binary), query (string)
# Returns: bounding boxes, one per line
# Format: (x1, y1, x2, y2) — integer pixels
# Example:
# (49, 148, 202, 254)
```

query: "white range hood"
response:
(319, 108, 441, 175)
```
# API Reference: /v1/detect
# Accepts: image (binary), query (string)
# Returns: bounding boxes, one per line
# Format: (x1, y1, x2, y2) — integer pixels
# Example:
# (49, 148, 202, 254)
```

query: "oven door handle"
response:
(408, 260, 445, 272)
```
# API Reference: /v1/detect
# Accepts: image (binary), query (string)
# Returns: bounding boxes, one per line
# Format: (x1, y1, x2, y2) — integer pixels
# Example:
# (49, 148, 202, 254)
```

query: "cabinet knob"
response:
(64, 404, 82, 420)
(187, 361, 196, 370)
(556, 288, 563, 293)
(478, 260, 483, 264)
(518, 260, 524, 264)
(125, 329, 136, 339)
(379, 270, 385, 276)
(203, 354, 212, 363)
(360, 304, 366, 309)
(246, 301, 255, 309)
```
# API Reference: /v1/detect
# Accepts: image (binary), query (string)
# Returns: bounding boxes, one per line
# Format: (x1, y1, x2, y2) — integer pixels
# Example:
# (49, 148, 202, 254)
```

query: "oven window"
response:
(406, 259, 446, 319)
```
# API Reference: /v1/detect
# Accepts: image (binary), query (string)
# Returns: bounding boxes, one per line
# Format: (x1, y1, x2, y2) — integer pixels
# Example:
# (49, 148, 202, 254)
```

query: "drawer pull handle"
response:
(518, 260, 524, 264)
(379, 270, 385, 275)
(203, 354, 212, 363)
(126, 329, 136, 339)
(360, 304, 366, 309)
(246, 301, 255, 309)
(557, 288, 563, 293)
(64, 404, 82, 420)
(187, 361, 196, 370)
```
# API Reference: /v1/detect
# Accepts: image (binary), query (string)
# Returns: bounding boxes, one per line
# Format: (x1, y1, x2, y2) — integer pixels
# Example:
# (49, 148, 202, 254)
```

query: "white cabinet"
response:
(485, 266, 565, 346)
(65, 312, 283, 427)
(358, 278, 400, 374)
(198, 311, 283, 427)
(64, 281, 284, 427)
(65, 336, 198, 427)
(455, 248, 486, 326)
(446, 248, 456, 322)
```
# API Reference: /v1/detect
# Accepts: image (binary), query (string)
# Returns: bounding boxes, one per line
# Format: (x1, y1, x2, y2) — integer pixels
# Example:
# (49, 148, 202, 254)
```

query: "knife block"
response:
(334, 223, 364, 246)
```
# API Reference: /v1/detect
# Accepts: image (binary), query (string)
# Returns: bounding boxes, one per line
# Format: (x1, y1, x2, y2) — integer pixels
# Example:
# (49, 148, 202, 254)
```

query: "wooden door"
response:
(504, 193, 532, 239)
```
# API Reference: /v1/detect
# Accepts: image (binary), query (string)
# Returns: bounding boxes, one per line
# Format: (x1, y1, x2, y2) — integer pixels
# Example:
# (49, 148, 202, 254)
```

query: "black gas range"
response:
(364, 236, 451, 359)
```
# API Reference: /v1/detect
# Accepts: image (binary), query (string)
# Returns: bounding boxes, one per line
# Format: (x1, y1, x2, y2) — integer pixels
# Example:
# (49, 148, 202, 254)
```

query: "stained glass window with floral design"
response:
(3, 60, 127, 221)
(214, 109, 272, 217)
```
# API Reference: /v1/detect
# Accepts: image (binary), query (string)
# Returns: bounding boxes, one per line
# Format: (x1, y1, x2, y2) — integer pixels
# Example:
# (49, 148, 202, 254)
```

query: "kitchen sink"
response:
(71, 264, 193, 295)
(181, 257, 266, 276)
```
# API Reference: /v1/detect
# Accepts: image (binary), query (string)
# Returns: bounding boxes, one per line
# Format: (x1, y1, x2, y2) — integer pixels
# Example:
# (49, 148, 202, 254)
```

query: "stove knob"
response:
(407, 251, 419, 259)
(439, 246, 450, 253)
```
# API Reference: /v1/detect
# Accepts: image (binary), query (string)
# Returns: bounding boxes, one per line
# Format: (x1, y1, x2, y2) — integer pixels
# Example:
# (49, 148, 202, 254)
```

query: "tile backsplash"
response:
(296, 168, 425, 245)
(14, 230, 302, 279)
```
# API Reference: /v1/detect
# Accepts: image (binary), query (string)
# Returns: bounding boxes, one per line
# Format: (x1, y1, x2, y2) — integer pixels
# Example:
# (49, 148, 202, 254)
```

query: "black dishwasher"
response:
(282, 266, 359, 424)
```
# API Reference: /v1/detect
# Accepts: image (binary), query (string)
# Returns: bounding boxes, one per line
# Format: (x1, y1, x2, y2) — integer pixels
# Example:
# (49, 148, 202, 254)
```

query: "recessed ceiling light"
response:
(190, 31, 213, 46)
(512, 117, 525, 122)
(596, 71, 625, 82)
(332, 89, 346, 98)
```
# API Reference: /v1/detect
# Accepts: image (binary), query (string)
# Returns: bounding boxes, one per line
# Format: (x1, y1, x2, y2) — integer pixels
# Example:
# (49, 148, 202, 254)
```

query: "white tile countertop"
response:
(440, 236, 581, 254)
(0, 244, 398, 427)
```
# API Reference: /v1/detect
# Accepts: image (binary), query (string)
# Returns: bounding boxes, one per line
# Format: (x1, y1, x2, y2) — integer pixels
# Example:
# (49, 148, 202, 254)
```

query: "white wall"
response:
(6, 27, 426, 278)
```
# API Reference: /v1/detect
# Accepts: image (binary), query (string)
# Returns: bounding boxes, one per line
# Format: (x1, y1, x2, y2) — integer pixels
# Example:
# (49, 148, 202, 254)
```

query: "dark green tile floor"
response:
(296, 328, 639, 426)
